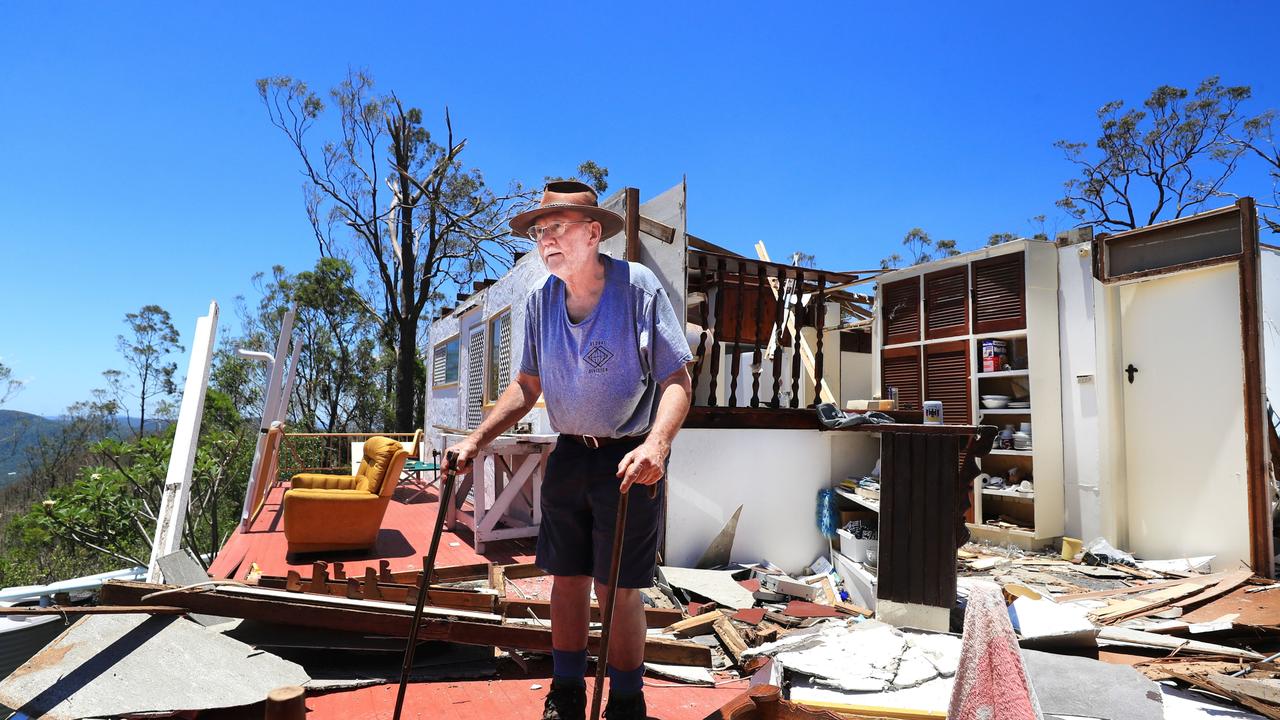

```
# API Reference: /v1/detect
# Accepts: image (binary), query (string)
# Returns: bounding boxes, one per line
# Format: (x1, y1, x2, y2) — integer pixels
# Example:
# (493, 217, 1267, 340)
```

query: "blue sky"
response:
(1, 2, 1277, 416)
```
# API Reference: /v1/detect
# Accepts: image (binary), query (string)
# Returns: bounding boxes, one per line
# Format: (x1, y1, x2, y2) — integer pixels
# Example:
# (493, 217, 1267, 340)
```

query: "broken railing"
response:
(686, 250, 874, 411)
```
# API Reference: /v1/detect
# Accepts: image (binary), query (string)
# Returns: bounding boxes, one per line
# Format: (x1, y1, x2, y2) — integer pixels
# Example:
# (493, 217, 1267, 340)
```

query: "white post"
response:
(277, 336, 302, 423)
(146, 301, 219, 583)
(239, 308, 297, 528)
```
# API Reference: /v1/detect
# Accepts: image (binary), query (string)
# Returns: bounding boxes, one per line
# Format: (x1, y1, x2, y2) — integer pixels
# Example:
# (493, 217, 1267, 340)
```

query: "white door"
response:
(1119, 263, 1251, 569)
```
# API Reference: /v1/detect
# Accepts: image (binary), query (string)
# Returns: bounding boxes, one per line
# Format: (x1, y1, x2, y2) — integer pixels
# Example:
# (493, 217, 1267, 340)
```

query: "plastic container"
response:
(838, 528, 878, 563)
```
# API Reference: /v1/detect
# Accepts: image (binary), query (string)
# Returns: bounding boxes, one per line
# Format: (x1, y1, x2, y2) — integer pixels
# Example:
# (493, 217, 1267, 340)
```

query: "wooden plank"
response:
(1092, 583, 1204, 624)
(713, 616, 749, 668)
(663, 610, 725, 637)
(101, 581, 711, 666)
(255, 575, 497, 612)
(1097, 627, 1265, 661)
(1167, 671, 1280, 720)
(1056, 573, 1227, 603)
(504, 600, 683, 630)
(1207, 673, 1280, 707)
(0, 605, 187, 615)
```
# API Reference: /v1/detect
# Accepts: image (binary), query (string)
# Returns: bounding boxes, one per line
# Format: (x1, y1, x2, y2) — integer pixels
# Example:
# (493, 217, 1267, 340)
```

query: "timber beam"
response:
(101, 581, 710, 666)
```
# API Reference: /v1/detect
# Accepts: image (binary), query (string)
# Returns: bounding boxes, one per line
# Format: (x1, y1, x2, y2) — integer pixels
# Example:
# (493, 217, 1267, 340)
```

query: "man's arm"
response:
(617, 366, 692, 491)
(447, 371, 542, 472)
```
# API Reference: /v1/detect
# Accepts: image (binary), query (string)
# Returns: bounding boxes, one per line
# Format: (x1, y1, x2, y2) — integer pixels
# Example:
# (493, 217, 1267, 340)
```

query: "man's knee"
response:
(594, 581, 639, 604)
(554, 574, 593, 596)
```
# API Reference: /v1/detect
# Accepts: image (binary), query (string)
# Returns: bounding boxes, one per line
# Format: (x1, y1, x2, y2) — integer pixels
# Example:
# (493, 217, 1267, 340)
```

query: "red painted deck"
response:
(305, 675, 748, 720)
(206, 479, 736, 718)
(209, 483, 536, 580)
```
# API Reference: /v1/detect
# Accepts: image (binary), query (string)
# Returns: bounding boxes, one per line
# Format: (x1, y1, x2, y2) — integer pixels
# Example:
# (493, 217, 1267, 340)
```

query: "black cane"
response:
(393, 449, 459, 720)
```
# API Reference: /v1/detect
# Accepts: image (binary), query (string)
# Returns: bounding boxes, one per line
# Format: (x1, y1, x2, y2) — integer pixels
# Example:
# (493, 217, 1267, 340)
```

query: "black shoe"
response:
(542, 681, 586, 720)
(603, 691, 647, 720)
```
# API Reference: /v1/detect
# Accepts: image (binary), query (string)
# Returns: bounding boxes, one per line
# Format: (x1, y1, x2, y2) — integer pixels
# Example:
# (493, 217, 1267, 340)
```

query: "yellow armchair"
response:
(283, 435, 409, 554)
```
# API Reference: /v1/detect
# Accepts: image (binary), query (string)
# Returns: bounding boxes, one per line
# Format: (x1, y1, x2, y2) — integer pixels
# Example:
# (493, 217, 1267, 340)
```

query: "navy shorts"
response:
(536, 435, 665, 588)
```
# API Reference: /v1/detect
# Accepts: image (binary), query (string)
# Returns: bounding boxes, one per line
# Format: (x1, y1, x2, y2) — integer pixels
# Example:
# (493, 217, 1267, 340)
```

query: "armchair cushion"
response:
(290, 473, 359, 491)
(354, 436, 404, 494)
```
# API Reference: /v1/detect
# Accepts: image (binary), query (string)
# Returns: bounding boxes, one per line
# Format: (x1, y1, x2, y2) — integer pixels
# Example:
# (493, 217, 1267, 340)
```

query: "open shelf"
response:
(979, 408, 1032, 416)
(977, 369, 1030, 379)
(835, 487, 880, 513)
(982, 487, 1034, 501)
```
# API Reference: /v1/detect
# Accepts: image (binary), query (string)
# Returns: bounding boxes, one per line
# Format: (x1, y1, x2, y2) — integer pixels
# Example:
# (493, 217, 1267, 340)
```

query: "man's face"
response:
(533, 210, 601, 278)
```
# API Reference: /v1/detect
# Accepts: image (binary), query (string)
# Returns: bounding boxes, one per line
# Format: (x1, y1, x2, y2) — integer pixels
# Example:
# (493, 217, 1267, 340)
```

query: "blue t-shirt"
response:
(519, 255, 693, 437)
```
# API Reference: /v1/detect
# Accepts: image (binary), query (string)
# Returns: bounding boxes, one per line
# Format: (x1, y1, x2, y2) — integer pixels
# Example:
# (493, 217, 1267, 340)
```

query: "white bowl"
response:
(981, 398, 1010, 409)
(981, 394, 1011, 400)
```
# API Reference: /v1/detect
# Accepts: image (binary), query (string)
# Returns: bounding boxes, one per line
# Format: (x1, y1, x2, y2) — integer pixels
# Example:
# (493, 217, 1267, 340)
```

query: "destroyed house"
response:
(424, 181, 893, 576)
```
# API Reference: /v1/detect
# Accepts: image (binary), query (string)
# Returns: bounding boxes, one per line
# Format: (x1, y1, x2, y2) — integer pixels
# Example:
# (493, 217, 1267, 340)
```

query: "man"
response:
(449, 181, 693, 719)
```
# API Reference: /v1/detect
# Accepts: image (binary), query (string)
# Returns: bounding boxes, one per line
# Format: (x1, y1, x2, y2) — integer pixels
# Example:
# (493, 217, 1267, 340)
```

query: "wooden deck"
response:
(208, 483, 536, 581)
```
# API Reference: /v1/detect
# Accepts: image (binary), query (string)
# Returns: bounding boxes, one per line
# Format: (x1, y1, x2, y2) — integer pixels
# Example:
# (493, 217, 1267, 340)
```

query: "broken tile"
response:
(731, 608, 766, 626)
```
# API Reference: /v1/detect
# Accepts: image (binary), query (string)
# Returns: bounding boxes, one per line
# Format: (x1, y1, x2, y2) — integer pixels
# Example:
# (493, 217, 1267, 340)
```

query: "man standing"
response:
(449, 181, 693, 719)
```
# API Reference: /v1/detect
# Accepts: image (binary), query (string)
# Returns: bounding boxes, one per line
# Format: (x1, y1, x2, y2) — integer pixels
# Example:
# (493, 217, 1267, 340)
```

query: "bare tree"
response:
(1055, 77, 1253, 231)
(0, 361, 21, 409)
(1229, 111, 1280, 233)
(257, 71, 602, 431)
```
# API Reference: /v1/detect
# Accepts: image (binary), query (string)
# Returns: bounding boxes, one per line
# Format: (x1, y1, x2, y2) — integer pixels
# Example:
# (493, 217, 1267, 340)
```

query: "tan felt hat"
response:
(509, 180, 624, 240)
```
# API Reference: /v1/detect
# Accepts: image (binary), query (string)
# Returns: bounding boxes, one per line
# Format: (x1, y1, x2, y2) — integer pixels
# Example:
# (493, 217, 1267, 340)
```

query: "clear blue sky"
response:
(1, 2, 1276, 416)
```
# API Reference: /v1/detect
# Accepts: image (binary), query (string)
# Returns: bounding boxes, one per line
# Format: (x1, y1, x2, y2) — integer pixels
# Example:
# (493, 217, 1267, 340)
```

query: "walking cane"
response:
(589, 485, 631, 720)
(393, 449, 460, 720)
(589, 480, 658, 720)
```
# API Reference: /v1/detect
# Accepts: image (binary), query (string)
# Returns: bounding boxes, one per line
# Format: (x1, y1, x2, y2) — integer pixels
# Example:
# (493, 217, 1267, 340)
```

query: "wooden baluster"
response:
(751, 262, 766, 407)
(690, 254, 711, 405)
(789, 270, 803, 408)
(728, 260, 746, 406)
(708, 257, 725, 406)
(771, 265, 787, 408)
(813, 273, 826, 408)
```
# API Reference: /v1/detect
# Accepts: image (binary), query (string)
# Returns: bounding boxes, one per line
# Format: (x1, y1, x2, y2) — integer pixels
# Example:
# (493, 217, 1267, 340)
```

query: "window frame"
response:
(431, 334, 461, 389)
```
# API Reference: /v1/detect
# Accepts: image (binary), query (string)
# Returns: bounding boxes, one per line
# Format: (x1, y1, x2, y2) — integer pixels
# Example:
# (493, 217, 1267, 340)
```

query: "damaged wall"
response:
(1057, 242, 1104, 543)
(1264, 246, 1279, 414)
(666, 429, 878, 574)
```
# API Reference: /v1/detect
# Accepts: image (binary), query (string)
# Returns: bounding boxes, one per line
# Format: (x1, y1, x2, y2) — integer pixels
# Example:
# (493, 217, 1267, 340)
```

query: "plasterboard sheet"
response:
(0, 614, 309, 719)
(658, 567, 755, 610)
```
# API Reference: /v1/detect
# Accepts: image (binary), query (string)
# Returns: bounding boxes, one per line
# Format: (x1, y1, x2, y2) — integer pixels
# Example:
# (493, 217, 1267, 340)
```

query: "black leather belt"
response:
(561, 433, 647, 449)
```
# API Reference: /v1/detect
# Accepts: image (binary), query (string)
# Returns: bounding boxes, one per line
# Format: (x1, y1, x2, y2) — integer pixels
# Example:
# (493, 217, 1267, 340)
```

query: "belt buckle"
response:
(583, 435, 600, 449)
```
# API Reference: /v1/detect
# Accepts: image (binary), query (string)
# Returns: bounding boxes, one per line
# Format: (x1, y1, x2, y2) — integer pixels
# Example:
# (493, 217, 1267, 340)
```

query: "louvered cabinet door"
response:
(923, 267, 968, 339)
(882, 277, 921, 345)
(924, 340, 971, 425)
(882, 346, 922, 411)
(971, 252, 1026, 333)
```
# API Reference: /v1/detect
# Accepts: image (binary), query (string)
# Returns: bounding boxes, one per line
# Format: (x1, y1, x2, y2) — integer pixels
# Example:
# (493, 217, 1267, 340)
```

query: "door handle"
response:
(1125, 364, 1139, 384)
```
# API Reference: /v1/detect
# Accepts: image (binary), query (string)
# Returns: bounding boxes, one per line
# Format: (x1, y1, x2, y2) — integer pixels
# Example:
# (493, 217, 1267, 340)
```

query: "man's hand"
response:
(446, 436, 482, 474)
(616, 439, 669, 493)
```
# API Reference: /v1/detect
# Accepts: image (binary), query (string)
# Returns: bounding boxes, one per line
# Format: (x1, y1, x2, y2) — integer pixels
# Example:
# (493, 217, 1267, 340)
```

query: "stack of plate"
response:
(980, 394, 1011, 409)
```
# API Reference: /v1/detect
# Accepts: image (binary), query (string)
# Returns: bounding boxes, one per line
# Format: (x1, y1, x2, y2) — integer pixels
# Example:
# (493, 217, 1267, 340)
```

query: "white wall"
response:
(839, 351, 873, 407)
(666, 429, 878, 575)
(1056, 243, 1103, 542)
(1264, 248, 1279, 415)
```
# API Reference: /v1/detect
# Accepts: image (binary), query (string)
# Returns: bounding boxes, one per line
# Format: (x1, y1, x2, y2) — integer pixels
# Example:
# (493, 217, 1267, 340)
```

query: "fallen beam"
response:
(255, 574, 497, 612)
(502, 599, 683, 629)
(101, 581, 710, 666)
(0, 605, 187, 616)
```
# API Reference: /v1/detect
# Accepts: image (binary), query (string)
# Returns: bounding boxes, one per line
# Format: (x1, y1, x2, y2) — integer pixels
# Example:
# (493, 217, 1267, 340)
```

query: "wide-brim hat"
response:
(509, 180, 625, 240)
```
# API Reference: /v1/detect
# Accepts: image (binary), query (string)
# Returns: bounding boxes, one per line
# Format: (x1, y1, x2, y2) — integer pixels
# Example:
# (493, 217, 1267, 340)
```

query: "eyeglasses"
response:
(526, 220, 594, 242)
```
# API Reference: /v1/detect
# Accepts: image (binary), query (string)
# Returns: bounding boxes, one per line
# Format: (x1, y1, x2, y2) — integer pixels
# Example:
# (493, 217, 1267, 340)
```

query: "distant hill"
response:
(0, 410, 170, 489)
(0, 410, 66, 488)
